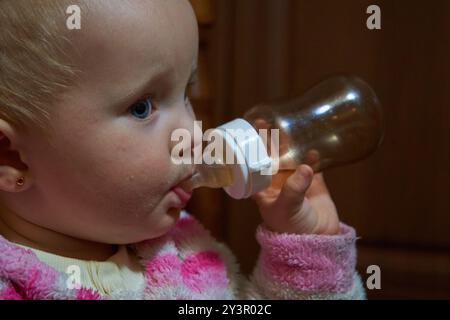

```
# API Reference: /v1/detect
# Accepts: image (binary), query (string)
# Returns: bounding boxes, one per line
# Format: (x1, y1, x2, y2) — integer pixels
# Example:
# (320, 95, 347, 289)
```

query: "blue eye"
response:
(129, 98, 153, 119)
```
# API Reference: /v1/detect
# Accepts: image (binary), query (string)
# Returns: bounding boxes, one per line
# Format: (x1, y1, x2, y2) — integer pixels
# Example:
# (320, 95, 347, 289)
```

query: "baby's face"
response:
(17, 0, 200, 243)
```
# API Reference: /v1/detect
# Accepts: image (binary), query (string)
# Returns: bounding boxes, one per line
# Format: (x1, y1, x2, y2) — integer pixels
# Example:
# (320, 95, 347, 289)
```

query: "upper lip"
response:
(171, 170, 195, 191)
(170, 172, 195, 207)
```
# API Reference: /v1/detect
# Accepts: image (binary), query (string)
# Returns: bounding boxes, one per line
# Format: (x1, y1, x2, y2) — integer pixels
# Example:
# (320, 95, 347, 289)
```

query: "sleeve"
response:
(221, 223, 366, 300)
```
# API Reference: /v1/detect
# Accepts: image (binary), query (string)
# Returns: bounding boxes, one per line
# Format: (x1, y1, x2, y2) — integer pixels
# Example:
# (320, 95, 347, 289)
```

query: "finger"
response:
(305, 149, 321, 170)
(251, 186, 279, 206)
(305, 172, 330, 198)
(275, 165, 313, 212)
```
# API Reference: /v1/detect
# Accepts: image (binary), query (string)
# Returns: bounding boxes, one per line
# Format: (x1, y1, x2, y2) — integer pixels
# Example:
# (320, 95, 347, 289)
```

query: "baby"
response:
(0, 0, 365, 299)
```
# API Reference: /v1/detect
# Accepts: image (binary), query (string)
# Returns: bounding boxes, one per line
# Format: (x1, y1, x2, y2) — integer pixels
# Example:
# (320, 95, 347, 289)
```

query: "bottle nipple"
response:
(179, 158, 235, 192)
(179, 119, 273, 199)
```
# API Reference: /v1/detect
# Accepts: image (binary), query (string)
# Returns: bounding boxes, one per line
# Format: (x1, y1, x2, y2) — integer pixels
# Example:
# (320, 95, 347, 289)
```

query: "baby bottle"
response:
(181, 75, 384, 199)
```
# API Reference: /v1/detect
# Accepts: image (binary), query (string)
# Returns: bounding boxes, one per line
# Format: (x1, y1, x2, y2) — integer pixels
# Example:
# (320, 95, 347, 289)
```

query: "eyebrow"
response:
(114, 65, 198, 108)
(115, 66, 168, 107)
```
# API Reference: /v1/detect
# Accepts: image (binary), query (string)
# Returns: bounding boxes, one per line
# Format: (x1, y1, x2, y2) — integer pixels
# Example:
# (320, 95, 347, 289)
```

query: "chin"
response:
(111, 225, 175, 245)
(138, 208, 181, 241)
(113, 207, 182, 243)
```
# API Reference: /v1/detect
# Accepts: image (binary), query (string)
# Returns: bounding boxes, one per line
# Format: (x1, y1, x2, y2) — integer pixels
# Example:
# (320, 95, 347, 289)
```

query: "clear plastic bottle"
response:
(181, 75, 384, 199)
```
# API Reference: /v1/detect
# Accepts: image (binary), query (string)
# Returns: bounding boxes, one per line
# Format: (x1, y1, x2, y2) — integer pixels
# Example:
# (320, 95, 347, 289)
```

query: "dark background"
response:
(187, 0, 449, 299)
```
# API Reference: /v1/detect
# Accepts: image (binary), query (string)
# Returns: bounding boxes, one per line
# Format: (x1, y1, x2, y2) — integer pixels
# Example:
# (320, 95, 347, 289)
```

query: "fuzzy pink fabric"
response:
(0, 212, 364, 300)
(0, 237, 60, 299)
(181, 251, 228, 292)
(0, 286, 23, 300)
(256, 223, 356, 293)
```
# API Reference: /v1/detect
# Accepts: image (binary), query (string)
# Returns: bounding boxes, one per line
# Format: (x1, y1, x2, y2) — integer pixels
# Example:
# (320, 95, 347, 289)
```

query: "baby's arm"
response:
(212, 221, 365, 300)
(237, 164, 366, 299)
(244, 223, 366, 299)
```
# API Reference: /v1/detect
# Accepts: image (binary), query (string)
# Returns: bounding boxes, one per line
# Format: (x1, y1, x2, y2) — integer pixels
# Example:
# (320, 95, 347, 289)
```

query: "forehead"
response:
(70, 0, 198, 86)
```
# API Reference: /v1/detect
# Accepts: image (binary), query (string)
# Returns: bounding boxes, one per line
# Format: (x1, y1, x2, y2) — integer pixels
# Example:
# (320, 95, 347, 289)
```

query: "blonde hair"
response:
(0, 0, 83, 134)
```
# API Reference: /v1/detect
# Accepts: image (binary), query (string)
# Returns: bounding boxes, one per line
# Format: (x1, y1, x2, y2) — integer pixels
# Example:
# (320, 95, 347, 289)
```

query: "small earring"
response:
(16, 177, 25, 187)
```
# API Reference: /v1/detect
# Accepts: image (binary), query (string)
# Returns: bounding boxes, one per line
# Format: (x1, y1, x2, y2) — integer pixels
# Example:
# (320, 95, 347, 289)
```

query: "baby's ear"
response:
(0, 119, 32, 193)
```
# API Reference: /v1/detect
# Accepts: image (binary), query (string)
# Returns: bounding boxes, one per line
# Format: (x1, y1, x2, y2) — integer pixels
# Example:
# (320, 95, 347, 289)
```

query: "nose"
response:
(182, 121, 203, 161)
(169, 111, 203, 164)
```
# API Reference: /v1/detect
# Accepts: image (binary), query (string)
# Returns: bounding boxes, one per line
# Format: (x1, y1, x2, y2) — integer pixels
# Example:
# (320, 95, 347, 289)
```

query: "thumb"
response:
(276, 165, 314, 212)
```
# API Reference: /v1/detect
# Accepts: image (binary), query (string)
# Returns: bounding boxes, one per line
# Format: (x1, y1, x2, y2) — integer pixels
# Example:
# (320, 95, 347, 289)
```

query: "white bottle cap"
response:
(210, 118, 273, 199)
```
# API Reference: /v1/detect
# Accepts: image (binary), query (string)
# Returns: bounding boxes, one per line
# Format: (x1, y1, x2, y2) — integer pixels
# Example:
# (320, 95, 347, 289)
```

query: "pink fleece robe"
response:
(0, 211, 365, 300)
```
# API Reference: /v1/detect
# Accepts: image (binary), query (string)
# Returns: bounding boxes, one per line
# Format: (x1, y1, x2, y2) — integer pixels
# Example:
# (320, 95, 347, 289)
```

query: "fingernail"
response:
(299, 166, 312, 179)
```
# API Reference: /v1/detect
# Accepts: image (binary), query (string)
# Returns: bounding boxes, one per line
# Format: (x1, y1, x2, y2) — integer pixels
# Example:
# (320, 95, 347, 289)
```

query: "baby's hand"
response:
(251, 165, 340, 235)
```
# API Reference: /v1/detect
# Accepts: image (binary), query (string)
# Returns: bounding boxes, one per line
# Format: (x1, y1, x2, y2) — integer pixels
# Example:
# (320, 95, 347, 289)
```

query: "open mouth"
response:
(170, 186, 193, 208)
(171, 172, 194, 205)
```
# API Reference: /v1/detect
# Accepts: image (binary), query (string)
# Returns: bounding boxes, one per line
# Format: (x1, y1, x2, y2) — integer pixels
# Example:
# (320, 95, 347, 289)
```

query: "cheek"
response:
(38, 132, 175, 219)
(79, 138, 174, 212)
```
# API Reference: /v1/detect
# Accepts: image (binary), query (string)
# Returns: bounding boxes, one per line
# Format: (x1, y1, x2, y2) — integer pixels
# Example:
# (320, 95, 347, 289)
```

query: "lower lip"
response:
(170, 187, 193, 208)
